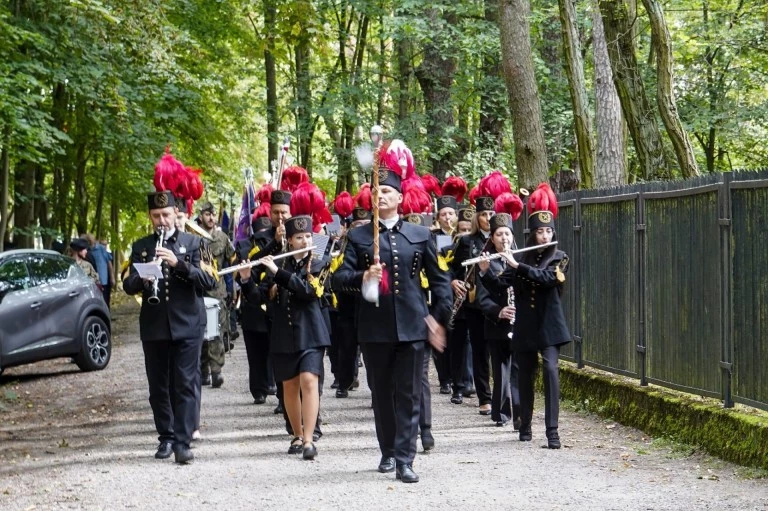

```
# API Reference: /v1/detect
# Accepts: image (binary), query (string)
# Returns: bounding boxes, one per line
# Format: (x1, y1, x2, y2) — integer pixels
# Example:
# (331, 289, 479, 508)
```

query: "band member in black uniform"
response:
(234, 190, 291, 404)
(237, 213, 275, 404)
(496, 183, 570, 448)
(332, 206, 371, 398)
(239, 215, 331, 460)
(431, 193, 460, 395)
(123, 191, 216, 464)
(333, 142, 452, 483)
(476, 212, 522, 428)
(450, 196, 494, 413)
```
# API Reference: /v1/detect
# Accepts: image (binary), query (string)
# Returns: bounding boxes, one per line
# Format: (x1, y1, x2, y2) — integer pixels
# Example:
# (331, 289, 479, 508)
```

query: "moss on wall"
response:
(556, 364, 768, 469)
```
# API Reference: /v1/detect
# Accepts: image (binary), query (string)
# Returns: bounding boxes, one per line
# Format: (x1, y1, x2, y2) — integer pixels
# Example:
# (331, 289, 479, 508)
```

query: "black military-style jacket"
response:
(497, 249, 571, 353)
(241, 254, 331, 354)
(332, 219, 452, 343)
(124, 230, 216, 342)
(234, 228, 281, 333)
(477, 256, 515, 342)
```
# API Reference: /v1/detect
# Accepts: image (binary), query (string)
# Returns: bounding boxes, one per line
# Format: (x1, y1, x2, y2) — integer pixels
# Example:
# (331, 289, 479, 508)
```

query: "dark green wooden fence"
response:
(518, 171, 768, 411)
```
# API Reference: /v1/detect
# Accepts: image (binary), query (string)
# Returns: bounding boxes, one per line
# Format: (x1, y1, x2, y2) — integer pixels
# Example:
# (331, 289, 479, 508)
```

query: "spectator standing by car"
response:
(82, 233, 115, 308)
(69, 238, 100, 286)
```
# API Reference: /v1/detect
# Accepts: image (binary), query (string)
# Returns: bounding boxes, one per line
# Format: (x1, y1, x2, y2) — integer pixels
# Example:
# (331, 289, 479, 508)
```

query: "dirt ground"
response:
(1, 297, 767, 511)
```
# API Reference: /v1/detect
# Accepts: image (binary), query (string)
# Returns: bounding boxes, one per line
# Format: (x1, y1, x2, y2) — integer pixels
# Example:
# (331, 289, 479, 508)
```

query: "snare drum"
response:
(203, 297, 220, 341)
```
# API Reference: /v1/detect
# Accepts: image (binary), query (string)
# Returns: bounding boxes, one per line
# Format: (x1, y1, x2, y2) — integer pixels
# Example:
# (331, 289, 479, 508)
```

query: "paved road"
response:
(1, 299, 767, 510)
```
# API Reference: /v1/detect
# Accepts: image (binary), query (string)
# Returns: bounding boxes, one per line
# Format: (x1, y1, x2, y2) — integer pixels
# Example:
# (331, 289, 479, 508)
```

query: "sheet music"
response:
(133, 262, 163, 280)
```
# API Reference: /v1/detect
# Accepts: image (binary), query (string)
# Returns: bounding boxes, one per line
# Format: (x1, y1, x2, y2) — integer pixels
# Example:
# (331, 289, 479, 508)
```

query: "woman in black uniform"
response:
(476, 212, 521, 429)
(239, 215, 330, 460)
(498, 183, 570, 448)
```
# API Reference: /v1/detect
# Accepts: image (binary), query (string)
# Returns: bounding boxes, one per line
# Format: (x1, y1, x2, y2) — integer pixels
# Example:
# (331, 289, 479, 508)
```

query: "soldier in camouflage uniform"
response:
(199, 202, 236, 388)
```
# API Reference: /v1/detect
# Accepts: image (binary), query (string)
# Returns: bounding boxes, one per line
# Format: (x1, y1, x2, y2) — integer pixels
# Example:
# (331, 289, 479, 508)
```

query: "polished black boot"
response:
(396, 464, 419, 483)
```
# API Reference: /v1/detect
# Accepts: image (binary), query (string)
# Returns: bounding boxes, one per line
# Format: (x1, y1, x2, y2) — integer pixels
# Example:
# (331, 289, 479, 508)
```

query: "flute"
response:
(460, 241, 558, 267)
(218, 245, 317, 275)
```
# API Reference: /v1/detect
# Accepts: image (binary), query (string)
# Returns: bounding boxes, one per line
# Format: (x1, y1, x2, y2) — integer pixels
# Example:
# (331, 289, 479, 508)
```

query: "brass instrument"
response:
(148, 227, 165, 305)
(316, 235, 346, 289)
(448, 237, 492, 328)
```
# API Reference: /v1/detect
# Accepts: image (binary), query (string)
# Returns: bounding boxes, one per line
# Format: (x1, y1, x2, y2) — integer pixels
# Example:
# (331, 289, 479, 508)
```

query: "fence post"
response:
(719, 173, 734, 408)
(636, 190, 648, 386)
(574, 191, 583, 368)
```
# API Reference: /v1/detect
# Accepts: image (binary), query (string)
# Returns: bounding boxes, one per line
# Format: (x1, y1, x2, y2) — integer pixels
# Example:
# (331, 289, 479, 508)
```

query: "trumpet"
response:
(148, 226, 166, 305)
(460, 241, 558, 266)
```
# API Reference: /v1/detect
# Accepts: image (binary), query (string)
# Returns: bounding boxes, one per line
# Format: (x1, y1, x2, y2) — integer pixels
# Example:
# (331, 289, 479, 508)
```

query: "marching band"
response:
(127, 135, 571, 478)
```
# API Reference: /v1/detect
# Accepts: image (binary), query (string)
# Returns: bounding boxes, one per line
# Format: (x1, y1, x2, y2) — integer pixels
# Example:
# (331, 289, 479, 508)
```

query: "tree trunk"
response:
(642, 0, 699, 178)
(396, 38, 411, 123)
(294, 22, 313, 172)
(110, 201, 121, 281)
(264, 0, 278, 173)
(499, 0, 549, 189)
(559, 0, 595, 188)
(377, 24, 386, 124)
(415, 8, 458, 181)
(34, 165, 50, 248)
(93, 154, 109, 239)
(0, 126, 10, 251)
(600, 0, 669, 180)
(479, 0, 506, 149)
(13, 160, 36, 248)
(593, 0, 627, 187)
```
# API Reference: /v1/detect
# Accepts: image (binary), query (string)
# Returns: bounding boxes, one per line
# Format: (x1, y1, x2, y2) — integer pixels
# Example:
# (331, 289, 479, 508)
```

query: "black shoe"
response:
(267, 386, 278, 396)
(288, 437, 303, 454)
(230, 330, 240, 341)
(350, 379, 360, 390)
(273, 403, 284, 415)
(154, 441, 173, 459)
(513, 418, 522, 431)
(450, 394, 463, 405)
(519, 424, 532, 442)
(439, 383, 452, 395)
(253, 395, 266, 405)
(496, 419, 509, 427)
(201, 374, 211, 386)
(421, 428, 435, 451)
(546, 429, 561, 449)
(396, 464, 419, 483)
(335, 389, 349, 398)
(330, 379, 339, 389)
(211, 373, 224, 388)
(378, 456, 396, 473)
(313, 432, 321, 442)
(461, 386, 476, 398)
(173, 445, 194, 464)
(302, 442, 317, 460)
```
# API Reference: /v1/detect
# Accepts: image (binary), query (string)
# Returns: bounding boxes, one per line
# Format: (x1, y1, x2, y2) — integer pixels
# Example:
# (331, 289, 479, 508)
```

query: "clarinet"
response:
(505, 240, 516, 339)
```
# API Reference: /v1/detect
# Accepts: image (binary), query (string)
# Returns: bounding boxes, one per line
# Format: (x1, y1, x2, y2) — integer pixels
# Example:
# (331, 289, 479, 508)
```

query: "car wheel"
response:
(75, 316, 111, 371)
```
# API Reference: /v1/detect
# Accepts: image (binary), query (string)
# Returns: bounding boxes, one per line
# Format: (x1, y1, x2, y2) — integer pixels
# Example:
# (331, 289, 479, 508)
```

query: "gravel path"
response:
(1, 299, 767, 510)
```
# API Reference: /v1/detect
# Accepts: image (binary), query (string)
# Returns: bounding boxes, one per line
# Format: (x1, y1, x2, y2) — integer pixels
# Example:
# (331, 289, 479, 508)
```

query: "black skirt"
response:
(271, 348, 325, 382)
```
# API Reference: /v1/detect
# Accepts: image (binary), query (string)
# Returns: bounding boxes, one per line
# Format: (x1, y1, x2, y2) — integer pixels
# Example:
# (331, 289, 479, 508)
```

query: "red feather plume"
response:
(379, 139, 415, 180)
(252, 201, 271, 220)
(291, 182, 332, 232)
(153, 152, 185, 194)
(400, 177, 432, 214)
(494, 192, 524, 221)
(478, 171, 511, 200)
(442, 176, 467, 203)
(468, 185, 481, 205)
(528, 182, 559, 218)
(420, 174, 442, 197)
(354, 183, 372, 211)
(256, 183, 274, 205)
(280, 166, 309, 192)
(332, 191, 355, 218)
